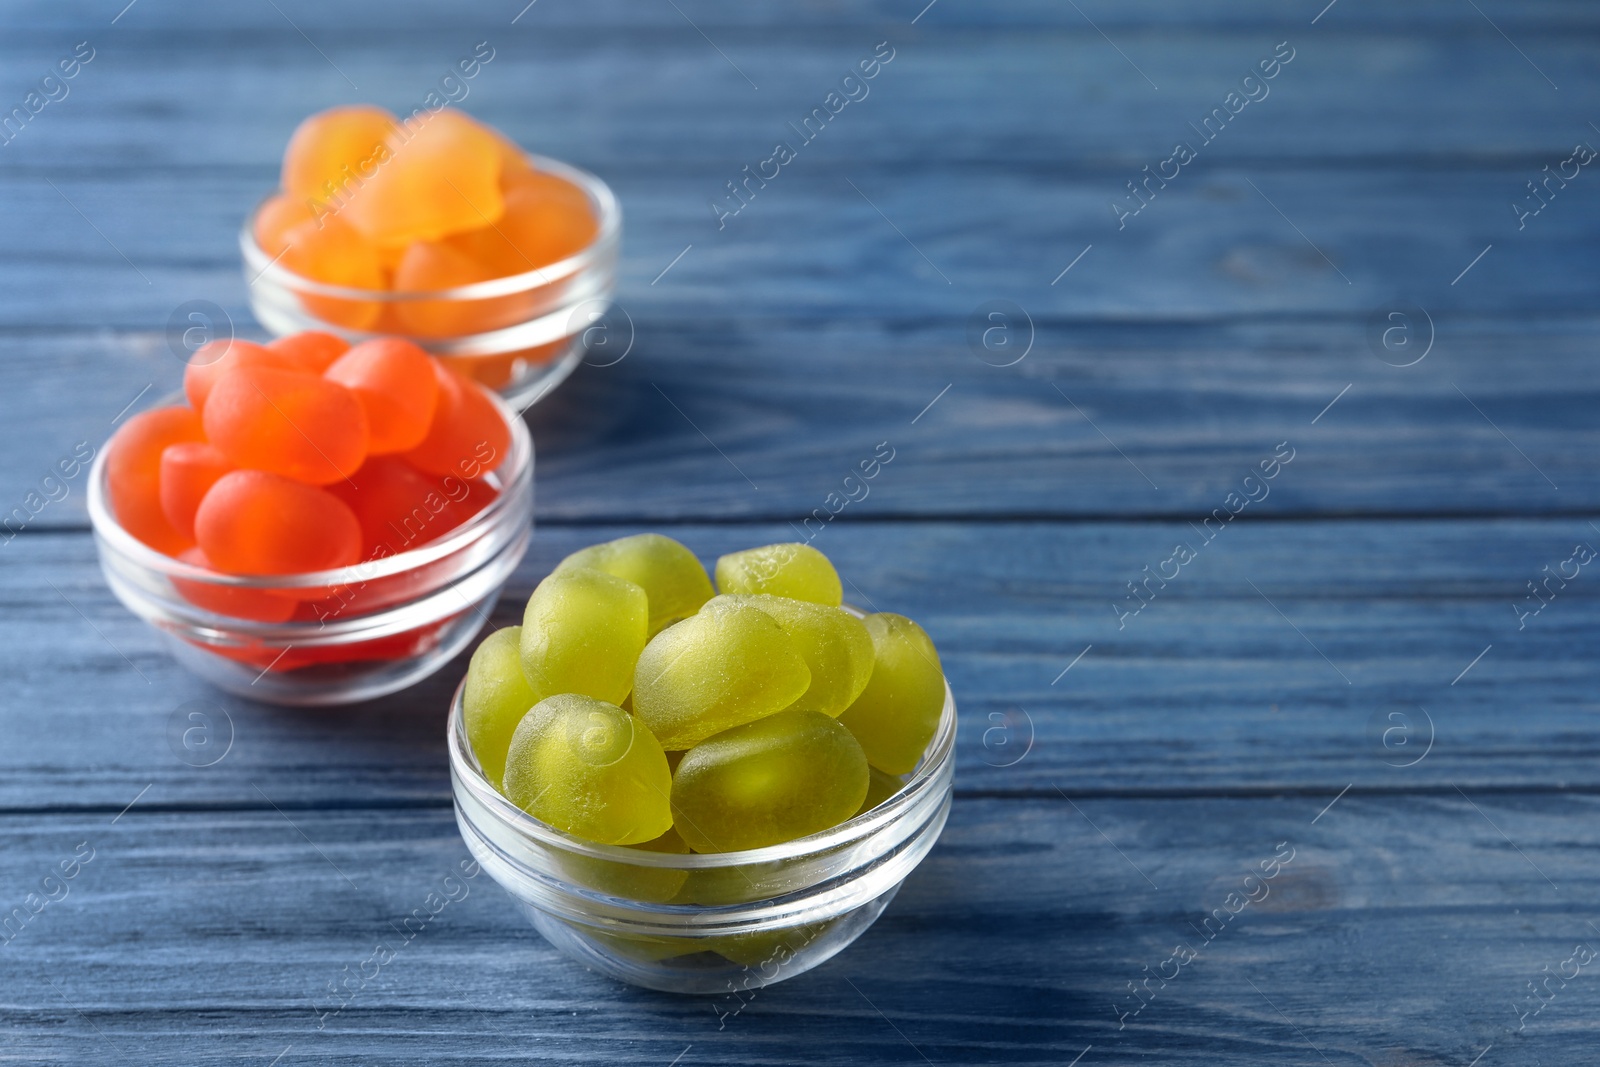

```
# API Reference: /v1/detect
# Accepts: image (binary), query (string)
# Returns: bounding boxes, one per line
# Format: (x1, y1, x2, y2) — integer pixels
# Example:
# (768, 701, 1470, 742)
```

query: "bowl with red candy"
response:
(87, 330, 533, 706)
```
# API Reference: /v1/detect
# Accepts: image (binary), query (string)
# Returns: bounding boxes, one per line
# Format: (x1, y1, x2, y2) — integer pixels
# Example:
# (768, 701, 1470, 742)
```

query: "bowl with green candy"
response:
(448, 535, 956, 993)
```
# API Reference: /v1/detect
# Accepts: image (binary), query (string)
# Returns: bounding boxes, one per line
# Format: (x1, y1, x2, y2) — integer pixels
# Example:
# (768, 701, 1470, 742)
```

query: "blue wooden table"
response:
(4, 1, 1598, 1063)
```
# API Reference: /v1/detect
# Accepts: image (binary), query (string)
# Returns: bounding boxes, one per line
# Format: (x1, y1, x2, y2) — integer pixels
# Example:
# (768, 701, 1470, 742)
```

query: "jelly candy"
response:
(727, 594, 872, 717)
(202, 365, 369, 485)
(390, 237, 528, 337)
(253, 194, 318, 257)
(554, 533, 713, 637)
(344, 109, 504, 248)
(670, 709, 868, 853)
(402, 361, 511, 478)
(183, 339, 300, 414)
(325, 338, 440, 453)
(501, 693, 673, 845)
(554, 825, 691, 904)
(715, 543, 842, 606)
(280, 104, 399, 205)
(450, 169, 597, 277)
(856, 766, 905, 817)
(463, 625, 540, 789)
(106, 405, 206, 554)
(277, 215, 386, 330)
(269, 330, 349, 373)
(520, 568, 648, 707)
(631, 598, 810, 750)
(837, 613, 945, 775)
(171, 547, 297, 623)
(158, 442, 233, 542)
(194, 469, 362, 575)
(328, 455, 489, 559)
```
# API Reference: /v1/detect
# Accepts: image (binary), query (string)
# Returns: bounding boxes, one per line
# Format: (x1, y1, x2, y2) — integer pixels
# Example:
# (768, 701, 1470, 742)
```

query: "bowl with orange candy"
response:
(241, 105, 620, 410)
(87, 330, 533, 706)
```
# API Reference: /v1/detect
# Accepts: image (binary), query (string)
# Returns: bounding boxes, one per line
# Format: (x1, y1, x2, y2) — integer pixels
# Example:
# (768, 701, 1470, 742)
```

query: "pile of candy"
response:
(255, 105, 597, 341)
(464, 537, 946, 860)
(105, 330, 510, 636)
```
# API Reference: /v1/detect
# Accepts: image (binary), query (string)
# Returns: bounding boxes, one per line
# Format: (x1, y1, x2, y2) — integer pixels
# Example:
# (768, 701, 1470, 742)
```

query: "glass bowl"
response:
(86, 391, 534, 707)
(239, 151, 621, 411)
(448, 647, 956, 994)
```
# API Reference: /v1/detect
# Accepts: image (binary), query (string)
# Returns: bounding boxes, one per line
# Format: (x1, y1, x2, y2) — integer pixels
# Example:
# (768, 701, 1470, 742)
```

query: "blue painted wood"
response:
(1, 0, 1597, 1062)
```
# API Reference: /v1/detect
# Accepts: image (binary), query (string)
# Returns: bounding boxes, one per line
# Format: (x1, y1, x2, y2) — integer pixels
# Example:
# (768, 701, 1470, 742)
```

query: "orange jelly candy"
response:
(324, 338, 439, 453)
(278, 215, 385, 330)
(281, 104, 399, 206)
(194, 470, 362, 575)
(107, 406, 206, 555)
(183, 339, 300, 414)
(343, 109, 504, 248)
(202, 366, 368, 485)
(172, 547, 297, 623)
(402, 362, 511, 478)
(159, 442, 233, 542)
(269, 330, 349, 373)
(329, 455, 492, 558)
(451, 169, 597, 277)
(253, 194, 318, 257)
(391, 238, 529, 337)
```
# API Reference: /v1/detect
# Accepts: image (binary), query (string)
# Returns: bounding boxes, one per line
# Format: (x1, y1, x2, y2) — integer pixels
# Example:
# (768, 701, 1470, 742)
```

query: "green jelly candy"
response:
(554, 825, 691, 904)
(555, 533, 713, 637)
(502, 693, 673, 845)
(855, 766, 906, 817)
(837, 613, 945, 775)
(714, 542, 842, 606)
(632, 599, 811, 750)
(727, 595, 873, 717)
(520, 567, 648, 707)
(670, 709, 868, 853)
(706, 918, 838, 968)
(463, 625, 541, 789)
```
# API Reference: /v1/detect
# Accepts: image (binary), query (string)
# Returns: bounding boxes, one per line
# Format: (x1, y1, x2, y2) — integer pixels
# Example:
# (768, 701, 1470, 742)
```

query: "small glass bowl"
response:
(449, 657, 956, 994)
(239, 152, 621, 411)
(86, 392, 534, 707)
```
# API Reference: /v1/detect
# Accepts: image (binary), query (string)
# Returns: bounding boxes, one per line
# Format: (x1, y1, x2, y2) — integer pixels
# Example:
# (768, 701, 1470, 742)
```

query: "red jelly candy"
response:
(183, 339, 300, 414)
(159, 442, 233, 542)
(106, 406, 206, 554)
(203, 366, 369, 485)
(324, 338, 440, 454)
(402, 362, 511, 478)
(269, 330, 350, 374)
(330, 455, 498, 558)
(194, 470, 362, 575)
(172, 547, 298, 623)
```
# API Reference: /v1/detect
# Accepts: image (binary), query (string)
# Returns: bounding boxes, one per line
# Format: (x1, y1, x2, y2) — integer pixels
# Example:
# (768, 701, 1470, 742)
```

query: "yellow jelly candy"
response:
(520, 567, 648, 706)
(632, 599, 810, 750)
(556, 533, 713, 636)
(671, 709, 868, 853)
(554, 825, 691, 904)
(837, 614, 946, 775)
(727, 594, 873, 717)
(502, 694, 672, 845)
(856, 766, 906, 817)
(715, 542, 842, 606)
(344, 109, 505, 248)
(462, 626, 540, 789)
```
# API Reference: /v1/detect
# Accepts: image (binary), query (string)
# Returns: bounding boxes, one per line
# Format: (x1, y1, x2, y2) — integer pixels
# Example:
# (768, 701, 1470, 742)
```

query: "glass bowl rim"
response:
(239, 151, 621, 304)
(447, 628, 958, 871)
(86, 386, 533, 592)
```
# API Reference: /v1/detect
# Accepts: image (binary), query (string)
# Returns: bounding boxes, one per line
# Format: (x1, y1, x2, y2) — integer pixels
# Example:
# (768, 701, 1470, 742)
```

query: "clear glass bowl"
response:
(86, 392, 534, 706)
(239, 152, 621, 411)
(449, 653, 956, 994)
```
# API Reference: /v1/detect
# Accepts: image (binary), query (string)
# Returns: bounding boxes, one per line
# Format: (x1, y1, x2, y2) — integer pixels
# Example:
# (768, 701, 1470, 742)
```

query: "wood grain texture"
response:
(4, 518, 1596, 810)
(1, 795, 1593, 1065)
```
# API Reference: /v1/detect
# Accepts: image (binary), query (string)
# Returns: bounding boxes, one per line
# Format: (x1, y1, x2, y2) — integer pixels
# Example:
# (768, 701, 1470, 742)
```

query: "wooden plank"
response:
(4, 313, 1597, 530)
(5, 518, 1597, 809)
(0, 26, 1594, 178)
(2, 793, 1594, 1063)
